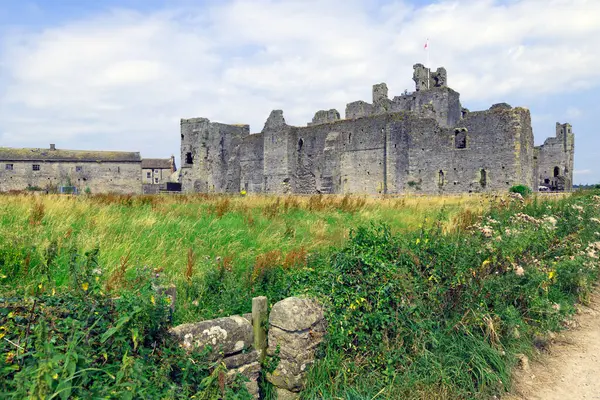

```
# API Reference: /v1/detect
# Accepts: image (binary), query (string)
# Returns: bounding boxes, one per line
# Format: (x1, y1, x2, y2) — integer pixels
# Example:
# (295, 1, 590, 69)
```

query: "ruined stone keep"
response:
(180, 64, 574, 195)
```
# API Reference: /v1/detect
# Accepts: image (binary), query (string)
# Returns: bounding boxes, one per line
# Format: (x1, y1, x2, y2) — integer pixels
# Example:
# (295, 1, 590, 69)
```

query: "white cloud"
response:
(575, 169, 592, 175)
(0, 0, 599, 160)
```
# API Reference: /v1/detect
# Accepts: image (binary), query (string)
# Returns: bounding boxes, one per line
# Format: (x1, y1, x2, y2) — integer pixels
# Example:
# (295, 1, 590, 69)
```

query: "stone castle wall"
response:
(535, 123, 575, 191)
(179, 64, 574, 195)
(180, 118, 249, 193)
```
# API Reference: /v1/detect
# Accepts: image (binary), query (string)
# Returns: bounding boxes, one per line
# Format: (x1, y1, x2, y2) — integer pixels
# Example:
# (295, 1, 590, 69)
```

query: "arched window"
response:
(480, 169, 487, 188)
(554, 166, 560, 177)
(298, 138, 304, 152)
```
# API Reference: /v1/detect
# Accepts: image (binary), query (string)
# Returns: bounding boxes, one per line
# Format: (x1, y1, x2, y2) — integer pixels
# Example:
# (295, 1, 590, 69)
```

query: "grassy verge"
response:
(1, 191, 598, 399)
(293, 191, 600, 399)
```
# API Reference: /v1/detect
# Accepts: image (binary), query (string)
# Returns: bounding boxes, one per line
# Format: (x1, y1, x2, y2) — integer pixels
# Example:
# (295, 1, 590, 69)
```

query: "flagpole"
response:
(426, 38, 430, 89)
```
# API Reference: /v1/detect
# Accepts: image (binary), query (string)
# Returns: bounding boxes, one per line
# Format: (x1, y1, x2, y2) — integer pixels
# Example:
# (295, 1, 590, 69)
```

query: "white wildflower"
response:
(543, 216, 557, 227)
(479, 226, 493, 238)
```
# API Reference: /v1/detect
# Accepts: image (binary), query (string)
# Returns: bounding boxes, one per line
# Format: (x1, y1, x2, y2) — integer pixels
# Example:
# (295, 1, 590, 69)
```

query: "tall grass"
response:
(1, 190, 597, 399)
(0, 193, 493, 319)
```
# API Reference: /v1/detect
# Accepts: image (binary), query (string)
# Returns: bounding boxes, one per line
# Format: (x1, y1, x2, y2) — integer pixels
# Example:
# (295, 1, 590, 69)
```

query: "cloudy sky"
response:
(0, 0, 598, 184)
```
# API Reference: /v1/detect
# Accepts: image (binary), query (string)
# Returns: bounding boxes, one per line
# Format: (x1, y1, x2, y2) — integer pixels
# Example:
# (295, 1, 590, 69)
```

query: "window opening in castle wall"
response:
(480, 169, 487, 188)
(33, 164, 40, 171)
(455, 130, 467, 149)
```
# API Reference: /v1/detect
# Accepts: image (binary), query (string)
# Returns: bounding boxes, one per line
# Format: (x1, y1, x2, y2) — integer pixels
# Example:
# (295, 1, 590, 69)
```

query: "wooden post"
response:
(252, 296, 268, 362)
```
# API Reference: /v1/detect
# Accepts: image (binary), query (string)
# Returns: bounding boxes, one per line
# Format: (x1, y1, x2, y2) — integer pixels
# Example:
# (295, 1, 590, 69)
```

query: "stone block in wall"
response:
(225, 353, 261, 398)
(276, 388, 300, 400)
(267, 297, 326, 395)
(171, 315, 253, 357)
(345, 101, 374, 119)
(170, 315, 259, 398)
(490, 102, 512, 110)
(308, 109, 340, 126)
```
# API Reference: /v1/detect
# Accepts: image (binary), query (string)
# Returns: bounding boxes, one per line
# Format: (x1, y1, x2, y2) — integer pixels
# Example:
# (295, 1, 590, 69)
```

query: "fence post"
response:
(252, 296, 268, 362)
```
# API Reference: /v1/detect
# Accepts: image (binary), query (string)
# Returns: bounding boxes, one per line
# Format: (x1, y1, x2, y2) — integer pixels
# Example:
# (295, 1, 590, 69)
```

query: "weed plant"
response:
(0, 249, 252, 399)
(294, 190, 600, 399)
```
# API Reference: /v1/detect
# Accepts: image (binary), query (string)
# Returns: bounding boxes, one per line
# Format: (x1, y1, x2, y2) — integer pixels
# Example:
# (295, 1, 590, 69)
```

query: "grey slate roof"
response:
(141, 158, 172, 169)
(0, 147, 141, 163)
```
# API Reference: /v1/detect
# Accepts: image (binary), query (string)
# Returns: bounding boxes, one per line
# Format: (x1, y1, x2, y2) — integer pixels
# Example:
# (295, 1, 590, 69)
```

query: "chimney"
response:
(170, 155, 177, 173)
(50, 144, 56, 151)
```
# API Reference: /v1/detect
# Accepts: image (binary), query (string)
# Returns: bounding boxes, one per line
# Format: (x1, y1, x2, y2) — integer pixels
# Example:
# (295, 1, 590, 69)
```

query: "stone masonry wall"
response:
(404, 105, 536, 194)
(0, 161, 141, 194)
(180, 65, 573, 195)
(240, 133, 265, 193)
(180, 117, 249, 193)
(169, 296, 326, 399)
(262, 110, 293, 194)
(536, 123, 575, 191)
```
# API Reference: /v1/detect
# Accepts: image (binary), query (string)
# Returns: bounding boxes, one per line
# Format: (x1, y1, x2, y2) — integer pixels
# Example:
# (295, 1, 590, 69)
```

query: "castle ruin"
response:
(179, 64, 574, 195)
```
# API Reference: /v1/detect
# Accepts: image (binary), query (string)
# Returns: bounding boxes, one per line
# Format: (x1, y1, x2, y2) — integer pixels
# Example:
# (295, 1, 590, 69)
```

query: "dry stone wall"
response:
(169, 296, 326, 399)
(266, 297, 326, 399)
(171, 315, 261, 397)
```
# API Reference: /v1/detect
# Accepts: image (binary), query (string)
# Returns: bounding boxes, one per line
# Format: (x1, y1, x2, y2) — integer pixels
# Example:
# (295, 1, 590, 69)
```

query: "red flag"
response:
(424, 39, 429, 49)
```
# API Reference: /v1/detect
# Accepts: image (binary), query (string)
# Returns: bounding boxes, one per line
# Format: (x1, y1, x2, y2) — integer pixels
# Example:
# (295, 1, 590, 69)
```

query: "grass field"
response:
(1, 190, 598, 399)
(0, 193, 492, 319)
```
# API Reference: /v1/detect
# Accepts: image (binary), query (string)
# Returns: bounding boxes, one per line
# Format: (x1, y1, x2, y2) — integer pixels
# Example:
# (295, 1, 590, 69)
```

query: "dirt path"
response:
(505, 290, 600, 400)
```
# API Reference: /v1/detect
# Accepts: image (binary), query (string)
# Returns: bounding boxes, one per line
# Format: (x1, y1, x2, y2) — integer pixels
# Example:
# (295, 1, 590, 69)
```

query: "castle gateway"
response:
(179, 65, 574, 195)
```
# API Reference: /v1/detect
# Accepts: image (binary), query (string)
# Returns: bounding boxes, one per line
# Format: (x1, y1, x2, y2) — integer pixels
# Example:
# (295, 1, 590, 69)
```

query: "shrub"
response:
(300, 191, 600, 399)
(509, 184, 532, 197)
(0, 250, 253, 399)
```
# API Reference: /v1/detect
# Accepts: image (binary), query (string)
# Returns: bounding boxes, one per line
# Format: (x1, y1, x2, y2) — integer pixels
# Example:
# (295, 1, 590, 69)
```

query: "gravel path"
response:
(505, 290, 600, 400)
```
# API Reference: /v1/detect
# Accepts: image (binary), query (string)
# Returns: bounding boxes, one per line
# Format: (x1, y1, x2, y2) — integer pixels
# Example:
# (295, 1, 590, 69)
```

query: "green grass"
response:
(0, 192, 491, 322)
(1, 190, 599, 399)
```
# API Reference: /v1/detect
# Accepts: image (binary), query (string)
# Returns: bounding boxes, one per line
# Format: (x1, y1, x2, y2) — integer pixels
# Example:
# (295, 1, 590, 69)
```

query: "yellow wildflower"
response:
(416, 238, 421, 245)
(548, 271, 556, 279)
(52, 288, 56, 296)
(81, 282, 89, 291)
(151, 295, 156, 305)
(52, 373, 58, 380)
(482, 260, 491, 268)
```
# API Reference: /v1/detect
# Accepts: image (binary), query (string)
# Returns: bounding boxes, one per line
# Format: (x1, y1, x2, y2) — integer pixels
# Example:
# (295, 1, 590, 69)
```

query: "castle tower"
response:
(179, 117, 248, 193)
(535, 122, 575, 192)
